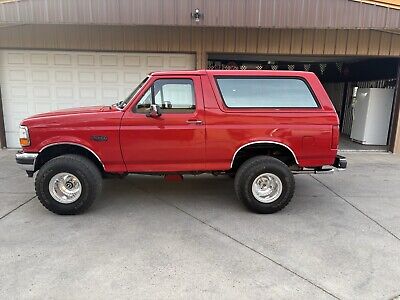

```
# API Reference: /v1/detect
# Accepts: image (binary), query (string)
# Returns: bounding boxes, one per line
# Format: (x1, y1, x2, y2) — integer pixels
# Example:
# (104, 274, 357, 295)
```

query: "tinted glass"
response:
(136, 79, 195, 114)
(216, 78, 318, 108)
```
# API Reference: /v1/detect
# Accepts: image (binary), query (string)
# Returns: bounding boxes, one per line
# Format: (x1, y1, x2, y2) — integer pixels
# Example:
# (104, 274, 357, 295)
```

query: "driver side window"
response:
(135, 79, 195, 114)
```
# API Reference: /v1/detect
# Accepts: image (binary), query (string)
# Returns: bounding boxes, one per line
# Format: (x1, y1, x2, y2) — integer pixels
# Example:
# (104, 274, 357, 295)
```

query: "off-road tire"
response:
(35, 154, 102, 215)
(234, 156, 295, 214)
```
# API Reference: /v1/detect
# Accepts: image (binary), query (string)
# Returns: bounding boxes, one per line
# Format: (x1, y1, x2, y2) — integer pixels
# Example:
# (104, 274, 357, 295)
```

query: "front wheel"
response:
(234, 156, 295, 214)
(35, 154, 102, 215)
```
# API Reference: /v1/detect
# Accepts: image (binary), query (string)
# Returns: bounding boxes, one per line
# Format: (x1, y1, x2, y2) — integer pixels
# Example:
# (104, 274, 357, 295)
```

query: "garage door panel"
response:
(31, 70, 51, 82)
(54, 54, 73, 66)
(78, 71, 96, 83)
(77, 54, 96, 66)
(0, 50, 195, 148)
(8, 69, 28, 82)
(1, 85, 28, 99)
(5, 53, 26, 65)
(123, 55, 141, 67)
(32, 86, 52, 99)
(101, 72, 119, 83)
(55, 70, 74, 83)
(168, 56, 190, 68)
(54, 86, 75, 99)
(146, 55, 164, 68)
(31, 53, 49, 65)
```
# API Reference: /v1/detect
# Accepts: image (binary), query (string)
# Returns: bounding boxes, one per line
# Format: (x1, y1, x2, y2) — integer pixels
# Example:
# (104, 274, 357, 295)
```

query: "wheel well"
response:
(35, 144, 104, 173)
(231, 143, 297, 171)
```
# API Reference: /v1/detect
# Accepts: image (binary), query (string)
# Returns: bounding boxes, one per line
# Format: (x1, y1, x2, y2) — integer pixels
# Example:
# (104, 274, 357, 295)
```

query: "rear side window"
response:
(216, 77, 318, 108)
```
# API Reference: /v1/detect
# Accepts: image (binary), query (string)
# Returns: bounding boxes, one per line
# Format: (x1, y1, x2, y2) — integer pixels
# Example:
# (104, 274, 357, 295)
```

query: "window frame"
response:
(133, 78, 196, 114)
(214, 76, 321, 110)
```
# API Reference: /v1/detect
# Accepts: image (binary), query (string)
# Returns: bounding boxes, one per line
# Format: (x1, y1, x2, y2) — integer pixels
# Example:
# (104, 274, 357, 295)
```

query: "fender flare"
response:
(230, 141, 299, 168)
(38, 142, 105, 169)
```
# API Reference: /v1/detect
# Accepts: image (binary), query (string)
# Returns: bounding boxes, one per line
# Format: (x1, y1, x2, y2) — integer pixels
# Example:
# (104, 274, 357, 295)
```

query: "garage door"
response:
(0, 50, 195, 148)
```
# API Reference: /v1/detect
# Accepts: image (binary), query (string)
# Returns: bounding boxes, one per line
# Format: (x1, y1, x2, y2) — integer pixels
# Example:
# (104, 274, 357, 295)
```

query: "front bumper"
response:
(333, 155, 347, 170)
(15, 151, 38, 172)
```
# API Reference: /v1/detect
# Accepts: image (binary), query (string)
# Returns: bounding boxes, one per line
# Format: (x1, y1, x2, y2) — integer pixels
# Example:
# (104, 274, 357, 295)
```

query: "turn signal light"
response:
(19, 126, 30, 147)
(19, 138, 30, 147)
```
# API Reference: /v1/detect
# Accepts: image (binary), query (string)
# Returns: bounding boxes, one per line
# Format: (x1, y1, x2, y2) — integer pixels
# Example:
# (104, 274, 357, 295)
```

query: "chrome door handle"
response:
(186, 119, 203, 125)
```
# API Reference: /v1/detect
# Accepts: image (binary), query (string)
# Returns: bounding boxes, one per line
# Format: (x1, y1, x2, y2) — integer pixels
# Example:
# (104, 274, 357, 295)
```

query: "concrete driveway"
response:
(1, 150, 400, 299)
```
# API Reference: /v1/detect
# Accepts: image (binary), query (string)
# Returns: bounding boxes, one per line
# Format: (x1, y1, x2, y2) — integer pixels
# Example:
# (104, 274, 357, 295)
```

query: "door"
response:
(120, 76, 206, 172)
(0, 50, 195, 148)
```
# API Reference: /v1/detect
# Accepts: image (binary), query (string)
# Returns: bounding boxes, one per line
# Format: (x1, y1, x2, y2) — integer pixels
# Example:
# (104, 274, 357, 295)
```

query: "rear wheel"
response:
(234, 156, 295, 214)
(35, 154, 102, 215)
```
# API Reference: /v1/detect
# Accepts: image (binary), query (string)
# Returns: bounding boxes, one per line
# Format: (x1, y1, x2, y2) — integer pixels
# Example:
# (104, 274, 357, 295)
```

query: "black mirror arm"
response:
(146, 104, 162, 117)
(155, 104, 162, 116)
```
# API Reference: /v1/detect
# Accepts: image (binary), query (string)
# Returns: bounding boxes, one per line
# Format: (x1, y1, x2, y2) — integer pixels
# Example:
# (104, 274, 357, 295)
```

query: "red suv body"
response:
(16, 70, 346, 215)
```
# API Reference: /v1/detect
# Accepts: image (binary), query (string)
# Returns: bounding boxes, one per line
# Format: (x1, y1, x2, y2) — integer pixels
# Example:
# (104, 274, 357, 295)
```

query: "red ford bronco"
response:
(16, 70, 346, 215)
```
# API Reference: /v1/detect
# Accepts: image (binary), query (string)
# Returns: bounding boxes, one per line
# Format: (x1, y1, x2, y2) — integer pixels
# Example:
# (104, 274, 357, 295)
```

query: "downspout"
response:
(0, 85, 7, 148)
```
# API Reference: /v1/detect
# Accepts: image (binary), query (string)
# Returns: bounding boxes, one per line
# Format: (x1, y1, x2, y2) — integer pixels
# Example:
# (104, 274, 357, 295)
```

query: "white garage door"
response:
(0, 50, 195, 148)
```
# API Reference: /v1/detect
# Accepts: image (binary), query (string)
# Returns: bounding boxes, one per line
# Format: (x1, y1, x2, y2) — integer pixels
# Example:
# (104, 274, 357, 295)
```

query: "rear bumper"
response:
(291, 154, 347, 175)
(333, 155, 347, 170)
(15, 151, 38, 172)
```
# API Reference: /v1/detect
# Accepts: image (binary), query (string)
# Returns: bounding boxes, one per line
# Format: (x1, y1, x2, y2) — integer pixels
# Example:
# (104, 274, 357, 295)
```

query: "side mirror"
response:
(146, 104, 162, 117)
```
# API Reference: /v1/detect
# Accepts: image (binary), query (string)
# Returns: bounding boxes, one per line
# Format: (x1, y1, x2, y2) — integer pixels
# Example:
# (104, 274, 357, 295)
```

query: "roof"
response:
(151, 70, 316, 77)
(151, 70, 207, 76)
(0, 0, 399, 30)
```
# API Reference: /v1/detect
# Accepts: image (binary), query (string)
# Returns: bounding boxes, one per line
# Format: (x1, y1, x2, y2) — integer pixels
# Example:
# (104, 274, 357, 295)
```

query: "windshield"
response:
(115, 76, 149, 109)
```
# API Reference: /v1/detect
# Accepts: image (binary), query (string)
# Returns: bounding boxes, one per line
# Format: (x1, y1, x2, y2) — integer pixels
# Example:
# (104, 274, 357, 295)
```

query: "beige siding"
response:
(335, 30, 348, 55)
(313, 30, 326, 54)
(2, 25, 400, 70)
(324, 30, 337, 54)
(379, 32, 393, 55)
(268, 29, 281, 54)
(368, 30, 382, 55)
(390, 34, 400, 56)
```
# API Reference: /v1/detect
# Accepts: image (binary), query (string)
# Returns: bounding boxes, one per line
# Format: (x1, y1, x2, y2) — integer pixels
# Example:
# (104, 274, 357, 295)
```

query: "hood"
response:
(25, 105, 117, 120)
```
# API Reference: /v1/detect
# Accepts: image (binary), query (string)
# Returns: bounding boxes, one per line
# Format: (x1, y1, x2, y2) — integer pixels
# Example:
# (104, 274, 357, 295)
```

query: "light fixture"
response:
(191, 8, 203, 23)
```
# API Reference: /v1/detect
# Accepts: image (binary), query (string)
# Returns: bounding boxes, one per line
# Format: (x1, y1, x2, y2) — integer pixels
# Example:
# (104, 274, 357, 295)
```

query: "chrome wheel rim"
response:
(49, 172, 82, 204)
(251, 173, 283, 203)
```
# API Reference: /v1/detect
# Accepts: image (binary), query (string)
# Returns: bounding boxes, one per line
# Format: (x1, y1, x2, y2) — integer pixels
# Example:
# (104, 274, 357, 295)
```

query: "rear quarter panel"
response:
(202, 71, 339, 169)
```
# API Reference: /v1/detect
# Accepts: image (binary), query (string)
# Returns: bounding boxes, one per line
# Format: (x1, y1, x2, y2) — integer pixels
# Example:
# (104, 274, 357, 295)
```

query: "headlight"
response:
(19, 125, 30, 147)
